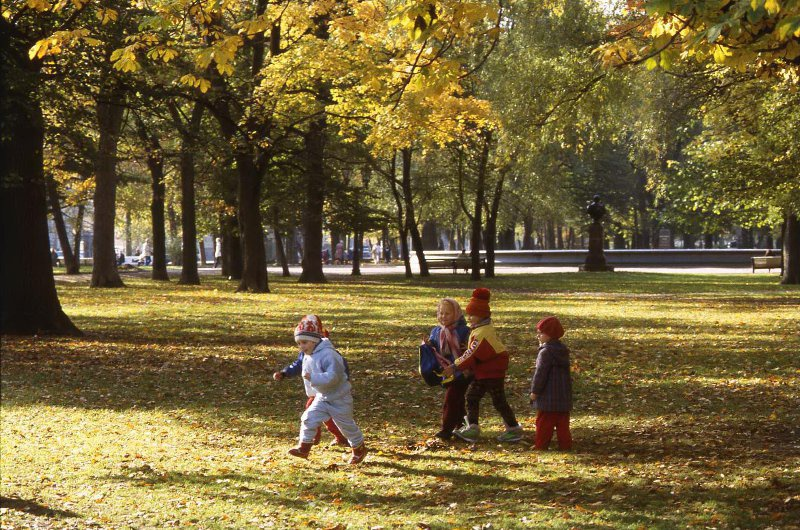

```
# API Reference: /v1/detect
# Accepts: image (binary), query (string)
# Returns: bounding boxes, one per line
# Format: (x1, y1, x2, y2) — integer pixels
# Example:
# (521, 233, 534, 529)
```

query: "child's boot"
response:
(329, 436, 349, 447)
(348, 443, 368, 465)
(288, 442, 313, 459)
(312, 428, 322, 445)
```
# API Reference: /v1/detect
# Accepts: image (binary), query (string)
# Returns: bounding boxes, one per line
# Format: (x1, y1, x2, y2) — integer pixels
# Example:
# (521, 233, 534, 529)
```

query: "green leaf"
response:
(706, 24, 724, 43)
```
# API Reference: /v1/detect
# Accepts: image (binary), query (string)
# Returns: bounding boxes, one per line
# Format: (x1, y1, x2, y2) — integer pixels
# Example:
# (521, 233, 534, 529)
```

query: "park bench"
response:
(751, 255, 781, 272)
(426, 256, 486, 274)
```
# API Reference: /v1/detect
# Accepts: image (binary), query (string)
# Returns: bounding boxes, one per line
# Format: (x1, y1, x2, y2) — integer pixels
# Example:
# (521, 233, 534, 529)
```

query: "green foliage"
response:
(2, 273, 799, 528)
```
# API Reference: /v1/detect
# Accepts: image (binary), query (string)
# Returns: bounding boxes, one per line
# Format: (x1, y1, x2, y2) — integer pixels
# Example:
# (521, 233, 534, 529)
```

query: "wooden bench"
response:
(751, 255, 781, 272)
(426, 256, 486, 274)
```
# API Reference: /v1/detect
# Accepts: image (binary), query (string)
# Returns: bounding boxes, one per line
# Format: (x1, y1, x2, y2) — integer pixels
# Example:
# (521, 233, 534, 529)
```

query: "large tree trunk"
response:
(781, 211, 799, 285)
(0, 42, 80, 335)
(235, 153, 268, 292)
(299, 113, 327, 284)
(171, 104, 204, 285)
(135, 116, 170, 281)
(90, 82, 125, 288)
(401, 149, 428, 276)
(45, 173, 79, 274)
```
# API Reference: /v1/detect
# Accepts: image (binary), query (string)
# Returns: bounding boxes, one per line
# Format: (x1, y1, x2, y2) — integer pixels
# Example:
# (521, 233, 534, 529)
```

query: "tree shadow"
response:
(0, 496, 80, 518)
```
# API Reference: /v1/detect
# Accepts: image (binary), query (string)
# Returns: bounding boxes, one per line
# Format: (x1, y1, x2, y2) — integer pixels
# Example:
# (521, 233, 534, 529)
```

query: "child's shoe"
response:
(348, 443, 368, 465)
(288, 442, 313, 459)
(454, 423, 480, 443)
(496, 425, 524, 443)
(434, 429, 453, 441)
(329, 437, 349, 447)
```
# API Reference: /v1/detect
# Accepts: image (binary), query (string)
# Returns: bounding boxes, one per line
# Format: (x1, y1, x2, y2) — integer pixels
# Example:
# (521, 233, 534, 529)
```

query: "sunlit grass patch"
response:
(2, 272, 799, 529)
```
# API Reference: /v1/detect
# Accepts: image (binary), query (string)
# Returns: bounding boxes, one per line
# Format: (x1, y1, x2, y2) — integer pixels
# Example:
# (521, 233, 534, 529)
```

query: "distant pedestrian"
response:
(384, 244, 391, 263)
(530, 316, 573, 450)
(140, 239, 152, 266)
(372, 242, 382, 264)
(214, 237, 222, 268)
(334, 241, 344, 264)
(51, 248, 58, 267)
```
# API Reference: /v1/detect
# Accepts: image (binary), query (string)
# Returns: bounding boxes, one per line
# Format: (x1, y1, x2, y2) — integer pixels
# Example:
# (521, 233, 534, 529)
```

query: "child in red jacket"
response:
(443, 288, 522, 443)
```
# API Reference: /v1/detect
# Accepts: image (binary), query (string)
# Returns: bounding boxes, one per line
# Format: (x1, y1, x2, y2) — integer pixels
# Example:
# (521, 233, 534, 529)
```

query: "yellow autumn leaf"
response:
(764, 0, 780, 14)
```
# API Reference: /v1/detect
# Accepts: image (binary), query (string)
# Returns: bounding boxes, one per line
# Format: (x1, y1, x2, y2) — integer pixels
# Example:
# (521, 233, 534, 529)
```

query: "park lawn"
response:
(1, 272, 799, 530)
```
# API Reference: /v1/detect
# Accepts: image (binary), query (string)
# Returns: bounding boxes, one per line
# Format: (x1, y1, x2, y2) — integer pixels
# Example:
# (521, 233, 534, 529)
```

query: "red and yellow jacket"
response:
(454, 320, 509, 379)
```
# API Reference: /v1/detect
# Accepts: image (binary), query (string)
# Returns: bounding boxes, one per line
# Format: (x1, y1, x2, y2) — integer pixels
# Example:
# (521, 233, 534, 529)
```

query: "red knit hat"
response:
(465, 288, 491, 319)
(536, 316, 564, 339)
(294, 315, 326, 343)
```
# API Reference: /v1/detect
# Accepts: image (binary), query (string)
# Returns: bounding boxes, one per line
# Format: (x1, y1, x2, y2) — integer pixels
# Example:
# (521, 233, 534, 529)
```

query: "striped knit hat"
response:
(294, 315, 325, 343)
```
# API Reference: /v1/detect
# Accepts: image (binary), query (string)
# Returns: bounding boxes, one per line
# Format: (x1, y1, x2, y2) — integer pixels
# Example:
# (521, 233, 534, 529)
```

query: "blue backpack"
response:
(419, 342, 446, 386)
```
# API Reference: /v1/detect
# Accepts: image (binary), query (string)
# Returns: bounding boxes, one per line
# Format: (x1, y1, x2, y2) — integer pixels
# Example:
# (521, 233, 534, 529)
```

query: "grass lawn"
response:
(2, 272, 799, 529)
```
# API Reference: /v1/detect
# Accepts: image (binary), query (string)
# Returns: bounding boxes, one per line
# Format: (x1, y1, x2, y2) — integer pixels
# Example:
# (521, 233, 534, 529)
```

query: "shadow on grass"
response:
(0, 496, 80, 518)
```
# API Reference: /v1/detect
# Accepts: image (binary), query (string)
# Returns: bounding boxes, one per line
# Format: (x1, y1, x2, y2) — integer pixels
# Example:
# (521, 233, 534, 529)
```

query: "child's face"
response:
(437, 303, 455, 326)
(296, 339, 317, 355)
(536, 329, 551, 345)
(467, 313, 482, 327)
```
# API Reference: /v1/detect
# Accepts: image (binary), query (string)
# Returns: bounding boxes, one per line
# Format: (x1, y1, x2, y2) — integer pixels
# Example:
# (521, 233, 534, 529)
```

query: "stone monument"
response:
(580, 195, 614, 272)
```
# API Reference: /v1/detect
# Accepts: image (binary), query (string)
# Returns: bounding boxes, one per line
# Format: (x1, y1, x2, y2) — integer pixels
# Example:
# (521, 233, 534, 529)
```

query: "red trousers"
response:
(305, 396, 347, 443)
(534, 410, 572, 450)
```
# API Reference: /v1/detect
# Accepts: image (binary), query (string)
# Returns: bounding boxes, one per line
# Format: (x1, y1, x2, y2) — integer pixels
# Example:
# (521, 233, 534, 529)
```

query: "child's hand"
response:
(303, 372, 311, 381)
(442, 364, 455, 377)
(529, 393, 537, 402)
(273, 371, 284, 381)
(420, 335, 429, 345)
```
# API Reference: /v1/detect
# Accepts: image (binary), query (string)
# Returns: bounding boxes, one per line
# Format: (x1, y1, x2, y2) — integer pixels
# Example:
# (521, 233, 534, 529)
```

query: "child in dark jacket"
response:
(530, 316, 573, 450)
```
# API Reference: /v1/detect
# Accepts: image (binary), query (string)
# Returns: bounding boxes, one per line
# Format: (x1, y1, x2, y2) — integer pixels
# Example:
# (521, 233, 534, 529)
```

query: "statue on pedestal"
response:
(580, 195, 614, 272)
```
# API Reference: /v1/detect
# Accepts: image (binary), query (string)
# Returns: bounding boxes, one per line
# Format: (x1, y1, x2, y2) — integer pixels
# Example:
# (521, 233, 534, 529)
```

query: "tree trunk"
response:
(522, 215, 534, 249)
(235, 153, 268, 292)
(0, 47, 80, 334)
(299, 113, 327, 283)
(274, 227, 291, 277)
(135, 116, 170, 281)
(387, 154, 411, 278)
(271, 207, 291, 277)
(484, 169, 505, 279)
(469, 132, 491, 281)
(125, 208, 132, 255)
(703, 233, 714, 249)
(545, 221, 556, 250)
(173, 104, 204, 285)
(221, 214, 243, 279)
(557, 225, 564, 249)
(401, 149, 428, 276)
(90, 82, 125, 288)
(422, 221, 439, 250)
(45, 173, 79, 274)
(781, 211, 799, 285)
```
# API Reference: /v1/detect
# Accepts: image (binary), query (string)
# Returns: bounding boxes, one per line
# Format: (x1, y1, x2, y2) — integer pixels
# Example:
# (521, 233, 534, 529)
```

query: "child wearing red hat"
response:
(442, 288, 523, 443)
(530, 316, 573, 450)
